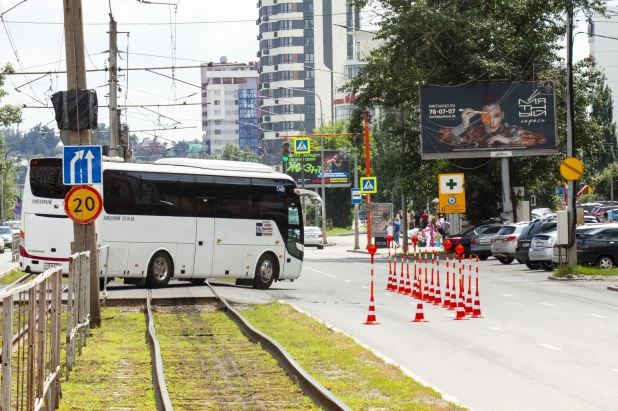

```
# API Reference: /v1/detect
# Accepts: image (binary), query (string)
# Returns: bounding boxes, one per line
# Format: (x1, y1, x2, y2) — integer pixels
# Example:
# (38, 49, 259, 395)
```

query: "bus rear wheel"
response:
(253, 254, 277, 290)
(147, 252, 173, 288)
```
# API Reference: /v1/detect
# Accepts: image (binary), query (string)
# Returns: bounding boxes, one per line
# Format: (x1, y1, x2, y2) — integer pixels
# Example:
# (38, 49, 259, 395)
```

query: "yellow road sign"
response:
(560, 157, 583, 181)
(438, 173, 466, 213)
(293, 138, 310, 154)
(360, 176, 377, 194)
(64, 185, 103, 224)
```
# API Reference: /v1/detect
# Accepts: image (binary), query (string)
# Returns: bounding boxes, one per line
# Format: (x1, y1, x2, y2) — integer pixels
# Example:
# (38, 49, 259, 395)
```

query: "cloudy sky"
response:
(0, 0, 603, 144)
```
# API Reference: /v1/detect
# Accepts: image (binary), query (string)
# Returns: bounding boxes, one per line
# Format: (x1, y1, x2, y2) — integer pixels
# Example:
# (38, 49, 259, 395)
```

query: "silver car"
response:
(528, 230, 557, 271)
(304, 226, 324, 249)
(491, 223, 529, 264)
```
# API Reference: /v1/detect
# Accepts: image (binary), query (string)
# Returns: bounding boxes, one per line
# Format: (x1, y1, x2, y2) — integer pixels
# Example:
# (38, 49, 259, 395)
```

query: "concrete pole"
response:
(63, 0, 101, 327)
(108, 16, 120, 158)
(501, 158, 512, 223)
(400, 105, 408, 250)
(321, 137, 327, 245)
(566, 2, 577, 266)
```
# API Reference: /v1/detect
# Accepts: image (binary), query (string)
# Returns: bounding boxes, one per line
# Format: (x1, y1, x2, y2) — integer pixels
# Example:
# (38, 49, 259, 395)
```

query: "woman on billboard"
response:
(440, 92, 547, 148)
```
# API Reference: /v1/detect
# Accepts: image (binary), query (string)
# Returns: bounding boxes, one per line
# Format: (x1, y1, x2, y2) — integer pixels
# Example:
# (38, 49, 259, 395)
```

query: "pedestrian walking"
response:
(439, 217, 451, 236)
(601, 211, 612, 223)
(414, 211, 421, 229)
(407, 210, 412, 230)
(386, 220, 394, 240)
(393, 217, 401, 245)
(421, 210, 429, 229)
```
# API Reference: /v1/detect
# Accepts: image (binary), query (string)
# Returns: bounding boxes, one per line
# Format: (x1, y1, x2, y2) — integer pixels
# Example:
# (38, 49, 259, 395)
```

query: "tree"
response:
(0, 64, 22, 126)
(348, 0, 606, 223)
(174, 140, 190, 152)
(591, 81, 617, 174)
(220, 144, 259, 163)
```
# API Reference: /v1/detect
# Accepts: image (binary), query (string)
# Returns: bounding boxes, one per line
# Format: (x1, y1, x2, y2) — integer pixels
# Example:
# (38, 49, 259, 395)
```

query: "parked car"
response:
(528, 230, 557, 271)
(470, 225, 503, 260)
(0, 226, 10, 253)
(551, 223, 617, 264)
(304, 226, 324, 249)
(491, 222, 529, 264)
(516, 220, 557, 269)
(584, 215, 599, 225)
(4, 220, 20, 235)
(531, 208, 552, 217)
(579, 203, 603, 213)
(445, 224, 500, 257)
(576, 226, 618, 269)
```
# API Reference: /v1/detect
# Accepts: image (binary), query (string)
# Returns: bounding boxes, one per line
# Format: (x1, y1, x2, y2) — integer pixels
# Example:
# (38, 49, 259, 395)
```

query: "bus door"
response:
(193, 176, 215, 277)
(211, 177, 252, 277)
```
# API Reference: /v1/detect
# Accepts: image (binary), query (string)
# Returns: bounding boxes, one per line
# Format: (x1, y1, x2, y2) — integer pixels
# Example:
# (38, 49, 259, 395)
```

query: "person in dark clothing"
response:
(421, 210, 429, 229)
(414, 211, 421, 229)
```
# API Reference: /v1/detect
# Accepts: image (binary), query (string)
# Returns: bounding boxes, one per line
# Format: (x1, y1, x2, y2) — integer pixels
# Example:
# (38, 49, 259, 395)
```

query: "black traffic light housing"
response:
(282, 141, 290, 162)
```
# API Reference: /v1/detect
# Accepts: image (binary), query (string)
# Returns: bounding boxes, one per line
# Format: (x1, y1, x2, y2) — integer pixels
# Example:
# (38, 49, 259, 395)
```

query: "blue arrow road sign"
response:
(63, 145, 103, 185)
(352, 188, 362, 204)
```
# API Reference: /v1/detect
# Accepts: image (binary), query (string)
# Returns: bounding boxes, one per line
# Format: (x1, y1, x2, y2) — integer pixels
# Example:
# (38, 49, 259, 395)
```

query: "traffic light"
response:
(282, 141, 290, 162)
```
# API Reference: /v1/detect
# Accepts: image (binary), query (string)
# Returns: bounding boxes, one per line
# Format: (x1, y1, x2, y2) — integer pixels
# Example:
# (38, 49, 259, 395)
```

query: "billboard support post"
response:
(501, 158, 512, 223)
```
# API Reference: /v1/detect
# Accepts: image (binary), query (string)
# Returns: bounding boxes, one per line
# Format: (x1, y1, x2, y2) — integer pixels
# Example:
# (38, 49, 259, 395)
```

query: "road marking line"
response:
(343, 280, 351, 283)
(540, 303, 555, 307)
(361, 286, 369, 289)
(589, 314, 607, 319)
(323, 273, 336, 278)
(487, 326, 503, 331)
(408, 302, 416, 305)
(500, 293, 514, 297)
(313, 269, 324, 274)
(539, 343, 562, 351)
(382, 293, 393, 297)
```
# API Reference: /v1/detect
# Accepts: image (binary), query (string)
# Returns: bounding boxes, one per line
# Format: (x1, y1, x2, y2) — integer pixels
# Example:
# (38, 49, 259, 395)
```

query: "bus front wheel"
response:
(147, 252, 173, 288)
(253, 253, 277, 290)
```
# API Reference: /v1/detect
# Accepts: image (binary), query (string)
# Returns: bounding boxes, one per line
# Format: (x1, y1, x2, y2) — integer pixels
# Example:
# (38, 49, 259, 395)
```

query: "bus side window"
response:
(196, 176, 215, 218)
(215, 177, 251, 219)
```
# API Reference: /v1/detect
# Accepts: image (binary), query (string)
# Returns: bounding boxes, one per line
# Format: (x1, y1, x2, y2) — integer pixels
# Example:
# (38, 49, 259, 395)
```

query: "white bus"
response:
(20, 157, 306, 289)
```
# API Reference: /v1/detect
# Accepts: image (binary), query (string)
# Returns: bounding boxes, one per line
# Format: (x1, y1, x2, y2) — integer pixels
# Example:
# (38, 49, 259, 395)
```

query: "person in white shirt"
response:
(386, 220, 394, 239)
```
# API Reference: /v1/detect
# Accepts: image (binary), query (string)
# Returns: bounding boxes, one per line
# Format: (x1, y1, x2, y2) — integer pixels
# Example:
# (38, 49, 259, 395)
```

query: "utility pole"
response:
(566, 1, 577, 266)
(353, 148, 360, 250)
(364, 110, 372, 247)
(63, 0, 101, 327)
(108, 14, 120, 158)
(400, 105, 408, 250)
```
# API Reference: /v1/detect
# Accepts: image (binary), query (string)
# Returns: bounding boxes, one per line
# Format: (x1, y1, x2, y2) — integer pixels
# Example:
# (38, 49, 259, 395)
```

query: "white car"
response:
(531, 208, 553, 217)
(304, 226, 324, 249)
(0, 226, 10, 253)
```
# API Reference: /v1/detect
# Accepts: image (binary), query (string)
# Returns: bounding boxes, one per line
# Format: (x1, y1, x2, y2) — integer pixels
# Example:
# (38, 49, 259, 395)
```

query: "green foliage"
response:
(589, 162, 618, 199)
(0, 64, 22, 126)
(220, 144, 259, 163)
(591, 81, 617, 173)
(347, 0, 606, 221)
(174, 140, 190, 151)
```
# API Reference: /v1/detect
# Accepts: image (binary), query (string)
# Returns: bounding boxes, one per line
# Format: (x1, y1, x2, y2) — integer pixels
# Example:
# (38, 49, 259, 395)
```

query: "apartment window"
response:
(263, 6, 273, 16)
(202, 121, 207, 127)
(266, 22, 274, 32)
(214, 100, 220, 105)
(235, 130, 239, 135)
(203, 111, 207, 117)
(284, 121, 296, 131)
(214, 110, 221, 115)
(304, 53, 314, 62)
(280, 20, 293, 30)
(280, 88, 294, 98)
(202, 82, 207, 88)
(215, 149, 222, 155)
(263, 73, 274, 82)
(234, 90, 238, 97)
(305, 70, 315, 79)
(214, 140, 223, 145)
(214, 120, 221, 125)
(279, 3, 292, 13)
(212, 90, 221, 95)
(280, 37, 293, 47)
(281, 54, 294, 64)
(235, 100, 239, 105)
(304, 36, 314, 45)
(264, 56, 274, 66)
(306, 87, 315, 94)
(282, 104, 294, 114)
(267, 39, 274, 49)
(304, 19, 314, 29)
(306, 104, 315, 113)
(202, 92, 207, 98)
(282, 71, 294, 81)
(304, 2, 313, 11)
(211, 78, 221, 84)
(215, 130, 222, 135)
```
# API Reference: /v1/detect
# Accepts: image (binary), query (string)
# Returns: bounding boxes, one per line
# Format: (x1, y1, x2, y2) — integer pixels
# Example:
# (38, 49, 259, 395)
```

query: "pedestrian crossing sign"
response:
(360, 176, 377, 194)
(293, 138, 310, 154)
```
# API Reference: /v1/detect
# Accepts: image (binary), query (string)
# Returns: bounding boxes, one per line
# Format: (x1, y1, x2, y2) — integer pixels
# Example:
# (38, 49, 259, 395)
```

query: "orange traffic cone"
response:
(472, 278, 484, 318)
(423, 263, 430, 301)
(411, 302, 428, 322)
(363, 296, 380, 324)
(453, 291, 469, 321)
(465, 276, 473, 315)
(403, 254, 412, 296)
(443, 265, 451, 308)
(412, 257, 419, 298)
(449, 273, 457, 310)
(386, 242, 393, 291)
(391, 247, 399, 292)
(433, 267, 442, 306)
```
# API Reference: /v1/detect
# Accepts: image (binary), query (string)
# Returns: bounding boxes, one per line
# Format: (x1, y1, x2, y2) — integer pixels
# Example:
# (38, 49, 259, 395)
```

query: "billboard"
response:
(420, 82, 558, 159)
(287, 150, 351, 187)
(369, 203, 393, 238)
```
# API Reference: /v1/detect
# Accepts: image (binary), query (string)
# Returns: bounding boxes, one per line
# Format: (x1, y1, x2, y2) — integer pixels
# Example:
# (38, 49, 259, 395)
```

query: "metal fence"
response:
(65, 252, 91, 381)
(97, 245, 110, 299)
(0, 250, 91, 410)
(11, 234, 19, 262)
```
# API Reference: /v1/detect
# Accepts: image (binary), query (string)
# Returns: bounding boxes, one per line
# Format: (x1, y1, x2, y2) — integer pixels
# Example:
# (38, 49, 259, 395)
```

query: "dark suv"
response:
(516, 220, 557, 269)
(577, 227, 618, 269)
(445, 224, 500, 257)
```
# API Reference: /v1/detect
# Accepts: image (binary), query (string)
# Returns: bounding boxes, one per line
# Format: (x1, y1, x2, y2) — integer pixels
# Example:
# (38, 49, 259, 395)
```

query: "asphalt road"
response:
(105, 235, 618, 411)
(0, 246, 19, 275)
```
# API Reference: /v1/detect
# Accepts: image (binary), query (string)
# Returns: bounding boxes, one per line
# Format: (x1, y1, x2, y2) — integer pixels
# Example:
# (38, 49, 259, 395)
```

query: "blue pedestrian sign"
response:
(360, 176, 377, 194)
(63, 145, 103, 185)
(293, 137, 310, 154)
(351, 188, 362, 204)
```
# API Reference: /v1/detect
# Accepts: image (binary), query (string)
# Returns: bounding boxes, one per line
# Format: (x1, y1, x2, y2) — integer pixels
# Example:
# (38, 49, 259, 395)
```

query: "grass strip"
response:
(154, 310, 319, 411)
(58, 307, 156, 411)
(242, 302, 466, 411)
(327, 227, 366, 236)
(0, 269, 27, 285)
(553, 264, 618, 277)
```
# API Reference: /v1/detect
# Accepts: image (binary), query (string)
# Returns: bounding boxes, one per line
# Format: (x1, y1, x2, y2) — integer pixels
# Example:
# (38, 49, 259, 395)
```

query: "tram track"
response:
(144, 281, 352, 411)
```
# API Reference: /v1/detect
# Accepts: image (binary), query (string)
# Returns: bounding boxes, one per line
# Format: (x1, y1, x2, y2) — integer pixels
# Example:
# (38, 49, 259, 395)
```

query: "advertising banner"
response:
(287, 150, 351, 187)
(370, 203, 393, 238)
(420, 82, 558, 159)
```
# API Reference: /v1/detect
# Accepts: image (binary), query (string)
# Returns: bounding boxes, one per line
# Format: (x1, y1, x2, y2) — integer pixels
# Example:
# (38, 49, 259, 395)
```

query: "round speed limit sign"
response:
(64, 185, 103, 224)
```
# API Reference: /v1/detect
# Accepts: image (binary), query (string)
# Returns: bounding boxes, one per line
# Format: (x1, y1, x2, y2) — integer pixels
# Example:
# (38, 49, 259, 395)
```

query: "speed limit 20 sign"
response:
(64, 185, 103, 224)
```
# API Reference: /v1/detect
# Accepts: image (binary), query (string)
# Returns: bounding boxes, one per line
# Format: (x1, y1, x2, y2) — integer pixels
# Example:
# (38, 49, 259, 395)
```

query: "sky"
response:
(0, 0, 607, 144)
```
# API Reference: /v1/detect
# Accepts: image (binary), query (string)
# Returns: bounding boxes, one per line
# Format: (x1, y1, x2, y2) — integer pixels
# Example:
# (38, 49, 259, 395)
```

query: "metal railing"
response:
(97, 245, 110, 299)
(65, 252, 91, 381)
(11, 233, 19, 262)
(0, 266, 63, 411)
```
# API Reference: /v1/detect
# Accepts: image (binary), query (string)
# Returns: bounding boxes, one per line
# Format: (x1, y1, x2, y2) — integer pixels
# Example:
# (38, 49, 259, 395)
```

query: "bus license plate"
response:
(44, 263, 61, 270)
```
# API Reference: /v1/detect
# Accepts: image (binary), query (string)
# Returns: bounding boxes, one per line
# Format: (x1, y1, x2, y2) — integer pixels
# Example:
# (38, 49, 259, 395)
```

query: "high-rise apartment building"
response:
(589, 9, 618, 123)
(200, 58, 259, 155)
(256, 0, 347, 161)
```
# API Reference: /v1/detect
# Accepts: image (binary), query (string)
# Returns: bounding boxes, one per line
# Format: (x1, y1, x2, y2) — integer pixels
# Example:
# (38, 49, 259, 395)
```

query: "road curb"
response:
(547, 275, 617, 282)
